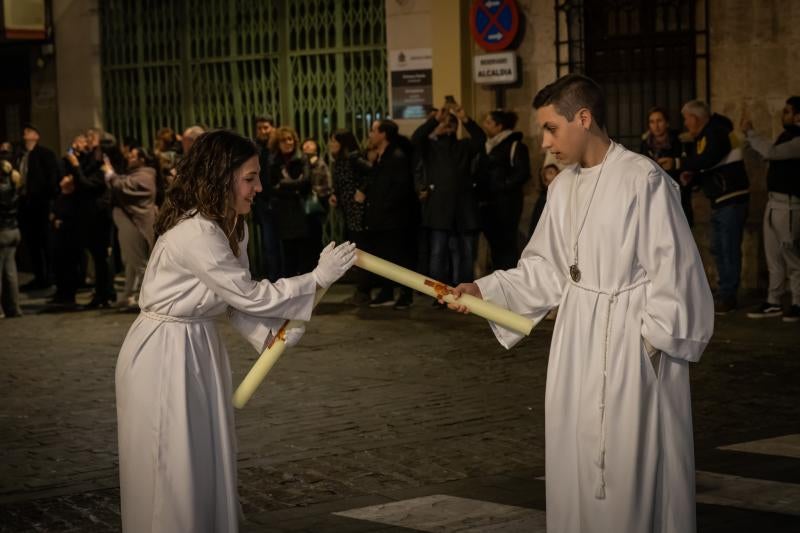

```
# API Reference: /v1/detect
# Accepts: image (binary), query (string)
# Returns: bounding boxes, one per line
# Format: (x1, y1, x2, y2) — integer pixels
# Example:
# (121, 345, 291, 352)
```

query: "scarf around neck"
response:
(485, 129, 514, 154)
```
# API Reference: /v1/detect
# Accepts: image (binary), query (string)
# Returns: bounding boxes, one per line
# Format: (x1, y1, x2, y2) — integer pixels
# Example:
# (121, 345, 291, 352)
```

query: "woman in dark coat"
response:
(328, 129, 371, 303)
(640, 106, 691, 225)
(328, 130, 367, 242)
(268, 126, 312, 277)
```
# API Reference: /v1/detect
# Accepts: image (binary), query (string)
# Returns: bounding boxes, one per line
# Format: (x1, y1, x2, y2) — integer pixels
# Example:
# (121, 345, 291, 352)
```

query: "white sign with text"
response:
(473, 52, 517, 84)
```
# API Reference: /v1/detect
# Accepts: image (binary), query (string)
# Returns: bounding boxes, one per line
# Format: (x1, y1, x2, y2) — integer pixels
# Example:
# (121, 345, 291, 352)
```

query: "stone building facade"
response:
(8, 0, 796, 290)
(387, 0, 800, 290)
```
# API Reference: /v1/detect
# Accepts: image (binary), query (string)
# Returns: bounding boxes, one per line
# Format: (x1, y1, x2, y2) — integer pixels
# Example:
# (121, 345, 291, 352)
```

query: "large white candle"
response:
(355, 249, 534, 336)
(232, 288, 327, 409)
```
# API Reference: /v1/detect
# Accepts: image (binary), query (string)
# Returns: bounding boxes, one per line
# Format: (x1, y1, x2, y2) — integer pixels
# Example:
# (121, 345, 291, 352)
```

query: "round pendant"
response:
(569, 264, 581, 282)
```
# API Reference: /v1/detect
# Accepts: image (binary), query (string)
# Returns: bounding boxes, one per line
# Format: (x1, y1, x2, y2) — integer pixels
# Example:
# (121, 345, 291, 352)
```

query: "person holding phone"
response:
(412, 98, 485, 299)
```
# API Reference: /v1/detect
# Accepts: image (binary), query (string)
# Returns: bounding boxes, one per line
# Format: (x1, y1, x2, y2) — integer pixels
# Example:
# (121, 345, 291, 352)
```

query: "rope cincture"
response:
(568, 276, 650, 500)
(141, 310, 219, 324)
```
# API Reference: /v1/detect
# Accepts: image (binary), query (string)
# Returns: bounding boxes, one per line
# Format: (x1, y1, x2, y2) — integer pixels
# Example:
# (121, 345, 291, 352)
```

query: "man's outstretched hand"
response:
(439, 283, 483, 314)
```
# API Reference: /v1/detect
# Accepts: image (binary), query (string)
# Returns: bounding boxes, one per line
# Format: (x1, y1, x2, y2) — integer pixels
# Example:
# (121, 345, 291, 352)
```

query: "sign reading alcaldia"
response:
(473, 52, 517, 85)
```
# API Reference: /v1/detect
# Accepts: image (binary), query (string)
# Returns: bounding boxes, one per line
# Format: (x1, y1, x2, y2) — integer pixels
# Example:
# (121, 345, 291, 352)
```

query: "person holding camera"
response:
(412, 98, 485, 296)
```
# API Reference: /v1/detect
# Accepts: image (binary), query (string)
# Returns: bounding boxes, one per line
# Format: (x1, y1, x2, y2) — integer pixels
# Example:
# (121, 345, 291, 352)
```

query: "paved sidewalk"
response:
(0, 285, 798, 532)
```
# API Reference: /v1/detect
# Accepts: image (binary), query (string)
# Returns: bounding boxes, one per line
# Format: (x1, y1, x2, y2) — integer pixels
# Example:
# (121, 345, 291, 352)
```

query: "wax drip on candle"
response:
(424, 279, 453, 300)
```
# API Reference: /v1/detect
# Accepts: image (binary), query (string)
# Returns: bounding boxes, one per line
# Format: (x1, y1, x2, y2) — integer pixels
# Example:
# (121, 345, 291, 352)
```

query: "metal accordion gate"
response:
(99, 0, 387, 150)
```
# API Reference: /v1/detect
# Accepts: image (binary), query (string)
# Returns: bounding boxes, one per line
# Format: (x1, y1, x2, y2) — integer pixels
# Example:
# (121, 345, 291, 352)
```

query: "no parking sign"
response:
(469, 0, 520, 52)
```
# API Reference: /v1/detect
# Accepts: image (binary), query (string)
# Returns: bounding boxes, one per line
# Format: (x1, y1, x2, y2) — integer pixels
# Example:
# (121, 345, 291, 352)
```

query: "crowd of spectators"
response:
(0, 94, 797, 321)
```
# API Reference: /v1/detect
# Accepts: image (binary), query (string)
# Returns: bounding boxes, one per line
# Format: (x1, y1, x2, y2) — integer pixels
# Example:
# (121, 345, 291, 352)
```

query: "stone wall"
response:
(465, 0, 798, 291)
(28, 46, 60, 151)
(701, 0, 800, 291)
(53, 0, 102, 149)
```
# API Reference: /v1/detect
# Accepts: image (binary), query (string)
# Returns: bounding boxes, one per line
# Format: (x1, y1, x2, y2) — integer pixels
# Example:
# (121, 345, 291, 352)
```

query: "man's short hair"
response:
(255, 116, 275, 126)
(681, 100, 710, 120)
(22, 122, 40, 135)
(376, 119, 400, 143)
(787, 96, 800, 115)
(532, 74, 606, 129)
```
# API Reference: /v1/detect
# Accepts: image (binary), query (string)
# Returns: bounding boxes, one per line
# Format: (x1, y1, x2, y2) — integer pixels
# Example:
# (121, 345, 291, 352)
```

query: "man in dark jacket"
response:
(743, 96, 800, 322)
(48, 135, 88, 308)
(471, 109, 531, 271)
(17, 124, 59, 290)
(65, 130, 117, 308)
(413, 103, 484, 294)
(357, 119, 417, 309)
(251, 116, 282, 281)
(676, 100, 749, 314)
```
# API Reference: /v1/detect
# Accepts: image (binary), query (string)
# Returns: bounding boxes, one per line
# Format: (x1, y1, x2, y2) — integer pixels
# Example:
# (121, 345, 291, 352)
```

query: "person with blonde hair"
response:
(268, 126, 313, 276)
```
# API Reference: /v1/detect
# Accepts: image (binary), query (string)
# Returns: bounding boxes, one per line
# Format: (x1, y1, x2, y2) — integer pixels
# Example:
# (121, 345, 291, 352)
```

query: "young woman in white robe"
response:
(448, 75, 714, 533)
(115, 130, 356, 533)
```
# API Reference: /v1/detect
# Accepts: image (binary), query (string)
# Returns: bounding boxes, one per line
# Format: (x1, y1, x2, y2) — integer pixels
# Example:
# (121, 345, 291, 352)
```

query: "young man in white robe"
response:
(447, 74, 714, 533)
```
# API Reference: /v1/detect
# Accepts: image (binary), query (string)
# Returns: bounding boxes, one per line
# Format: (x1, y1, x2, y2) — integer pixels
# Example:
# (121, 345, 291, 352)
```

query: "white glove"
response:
(283, 324, 306, 348)
(312, 241, 357, 288)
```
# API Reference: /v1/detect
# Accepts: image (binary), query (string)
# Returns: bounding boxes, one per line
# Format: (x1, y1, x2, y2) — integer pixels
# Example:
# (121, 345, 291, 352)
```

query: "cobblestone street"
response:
(1, 285, 798, 532)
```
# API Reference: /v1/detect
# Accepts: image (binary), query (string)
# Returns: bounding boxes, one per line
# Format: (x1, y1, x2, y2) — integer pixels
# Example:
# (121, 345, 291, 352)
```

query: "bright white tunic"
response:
(476, 143, 714, 533)
(115, 213, 317, 532)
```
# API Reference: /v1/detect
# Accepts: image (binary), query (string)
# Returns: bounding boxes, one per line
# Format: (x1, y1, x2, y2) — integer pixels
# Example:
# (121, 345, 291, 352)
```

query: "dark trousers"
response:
(347, 229, 372, 297)
(429, 229, 476, 286)
(484, 218, 520, 271)
(281, 237, 314, 278)
(254, 207, 282, 282)
(18, 201, 52, 285)
(710, 201, 748, 300)
(82, 212, 115, 302)
(306, 213, 325, 265)
(0, 228, 22, 315)
(362, 228, 414, 301)
(53, 221, 82, 302)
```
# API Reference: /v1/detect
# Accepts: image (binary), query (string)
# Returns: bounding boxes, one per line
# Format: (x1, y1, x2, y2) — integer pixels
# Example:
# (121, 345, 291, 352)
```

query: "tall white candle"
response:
(355, 249, 534, 336)
(232, 288, 327, 409)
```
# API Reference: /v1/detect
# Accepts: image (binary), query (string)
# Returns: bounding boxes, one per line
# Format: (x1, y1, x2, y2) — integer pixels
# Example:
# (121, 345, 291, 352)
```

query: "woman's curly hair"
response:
(154, 129, 258, 256)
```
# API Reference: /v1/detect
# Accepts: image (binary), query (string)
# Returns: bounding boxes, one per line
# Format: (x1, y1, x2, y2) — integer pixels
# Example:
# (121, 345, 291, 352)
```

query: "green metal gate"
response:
(100, 0, 387, 149)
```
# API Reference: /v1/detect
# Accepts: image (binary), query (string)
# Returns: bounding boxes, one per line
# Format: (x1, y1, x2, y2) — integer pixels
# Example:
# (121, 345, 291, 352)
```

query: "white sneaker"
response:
(746, 302, 782, 319)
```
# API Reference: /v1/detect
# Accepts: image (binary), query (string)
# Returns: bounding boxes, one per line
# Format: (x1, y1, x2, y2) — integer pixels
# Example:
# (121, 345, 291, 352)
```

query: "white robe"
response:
(475, 143, 714, 533)
(115, 214, 317, 532)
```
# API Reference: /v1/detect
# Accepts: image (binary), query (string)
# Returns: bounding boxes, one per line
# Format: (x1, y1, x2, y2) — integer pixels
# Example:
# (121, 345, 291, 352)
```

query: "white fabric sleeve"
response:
(227, 308, 283, 352)
(223, 223, 307, 351)
(475, 190, 568, 350)
(176, 218, 317, 322)
(637, 169, 714, 362)
(746, 130, 800, 161)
